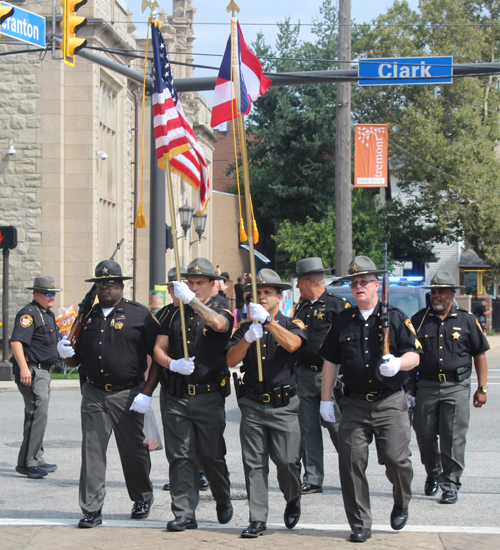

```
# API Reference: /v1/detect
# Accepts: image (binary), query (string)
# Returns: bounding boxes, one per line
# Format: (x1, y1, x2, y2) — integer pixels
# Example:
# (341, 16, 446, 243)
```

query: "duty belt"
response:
(344, 387, 401, 403)
(185, 382, 221, 396)
(88, 376, 143, 392)
(28, 362, 56, 374)
(418, 367, 470, 383)
(242, 385, 298, 405)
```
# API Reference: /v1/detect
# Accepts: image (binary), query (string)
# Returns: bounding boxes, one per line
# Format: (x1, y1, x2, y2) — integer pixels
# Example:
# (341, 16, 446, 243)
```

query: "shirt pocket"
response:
(421, 333, 437, 353)
(339, 333, 360, 362)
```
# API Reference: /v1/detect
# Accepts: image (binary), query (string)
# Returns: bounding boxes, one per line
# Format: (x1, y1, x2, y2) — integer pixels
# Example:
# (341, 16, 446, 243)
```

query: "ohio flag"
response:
(210, 21, 271, 128)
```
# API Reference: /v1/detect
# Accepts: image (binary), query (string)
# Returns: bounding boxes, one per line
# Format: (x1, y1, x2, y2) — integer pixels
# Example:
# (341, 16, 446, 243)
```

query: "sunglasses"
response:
(96, 280, 117, 288)
(350, 279, 377, 288)
(44, 292, 56, 298)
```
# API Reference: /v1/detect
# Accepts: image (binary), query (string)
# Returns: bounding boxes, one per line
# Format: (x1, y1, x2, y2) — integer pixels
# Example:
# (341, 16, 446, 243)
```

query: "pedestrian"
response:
(156, 267, 209, 494)
(58, 260, 161, 528)
(293, 257, 351, 494)
(227, 268, 307, 538)
(320, 256, 421, 543)
(153, 258, 233, 532)
(412, 271, 489, 504)
(11, 276, 62, 479)
(473, 298, 492, 335)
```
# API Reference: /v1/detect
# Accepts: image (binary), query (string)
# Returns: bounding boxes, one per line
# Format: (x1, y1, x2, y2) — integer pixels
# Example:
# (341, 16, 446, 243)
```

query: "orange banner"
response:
(354, 124, 388, 187)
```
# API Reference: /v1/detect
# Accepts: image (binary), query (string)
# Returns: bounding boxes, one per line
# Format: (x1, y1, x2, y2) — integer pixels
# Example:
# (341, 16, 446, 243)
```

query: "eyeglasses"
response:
(44, 292, 56, 298)
(96, 280, 117, 288)
(350, 279, 377, 288)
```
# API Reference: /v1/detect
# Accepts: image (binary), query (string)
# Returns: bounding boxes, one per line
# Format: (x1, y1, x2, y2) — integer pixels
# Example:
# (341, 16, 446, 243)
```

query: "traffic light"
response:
(60, 0, 87, 67)
(0, 226, 17, 250)
(0, 1, 15, 35)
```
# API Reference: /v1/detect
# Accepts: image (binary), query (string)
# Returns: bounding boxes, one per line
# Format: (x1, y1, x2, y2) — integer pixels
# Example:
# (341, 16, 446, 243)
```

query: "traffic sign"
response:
(358, 56, 453, 86)
(0, 2, 45, 48)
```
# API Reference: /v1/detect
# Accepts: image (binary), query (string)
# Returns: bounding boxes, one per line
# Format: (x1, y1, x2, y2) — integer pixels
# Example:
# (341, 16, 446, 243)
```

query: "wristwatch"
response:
(262, 314, 273, 325)
(478, 385, 489, 394)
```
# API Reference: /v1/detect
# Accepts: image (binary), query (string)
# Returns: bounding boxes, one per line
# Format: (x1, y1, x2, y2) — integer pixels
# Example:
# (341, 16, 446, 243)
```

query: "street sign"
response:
(0, 2, 45, 48)
(358, 56, 453, 86)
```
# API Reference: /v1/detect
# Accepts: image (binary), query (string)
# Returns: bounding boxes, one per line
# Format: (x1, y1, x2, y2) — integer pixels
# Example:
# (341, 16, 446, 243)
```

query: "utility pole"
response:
(335, 0, 352, 276)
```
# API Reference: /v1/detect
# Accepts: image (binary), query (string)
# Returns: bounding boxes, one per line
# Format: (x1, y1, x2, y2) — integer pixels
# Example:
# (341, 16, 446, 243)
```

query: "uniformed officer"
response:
(411, 271, 489, 504)
(294, 257, 351, 494)
(58, 260, 161, 528)
(153, 258, 233, 532)
(11, 276, 62, 479)
(320, 256, 421, 543)
(227, 269, 307, 538)
(156, 267, 210, 494)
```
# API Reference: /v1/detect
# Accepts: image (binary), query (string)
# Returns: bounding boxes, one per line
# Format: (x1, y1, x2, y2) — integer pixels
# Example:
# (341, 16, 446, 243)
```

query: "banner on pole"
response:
(354, 124, 388, 188)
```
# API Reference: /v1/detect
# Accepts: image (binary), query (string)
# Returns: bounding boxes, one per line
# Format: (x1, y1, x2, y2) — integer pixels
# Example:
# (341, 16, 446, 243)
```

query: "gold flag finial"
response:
(142, 0, 160, 13)
(226, 0, 240, 17)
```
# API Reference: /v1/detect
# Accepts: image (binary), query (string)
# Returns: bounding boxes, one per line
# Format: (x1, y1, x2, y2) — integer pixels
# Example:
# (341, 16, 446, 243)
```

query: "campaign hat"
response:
(243, 268, 291, 292)
(85, 260, 132, 282)
(425, 271, 464, 290)
(181, 258, 225, 281)
(293, 257, 332, 278)
(340, 255, 388, 280)
(26, 276, 62, 292)
(166, 266, 187, 284)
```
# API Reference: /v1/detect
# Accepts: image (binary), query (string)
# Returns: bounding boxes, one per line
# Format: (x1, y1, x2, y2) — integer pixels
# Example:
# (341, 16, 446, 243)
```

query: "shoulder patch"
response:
(405, 319, 416, 335)
(292, 318, 306, 330)
(20, 315, 33, 328)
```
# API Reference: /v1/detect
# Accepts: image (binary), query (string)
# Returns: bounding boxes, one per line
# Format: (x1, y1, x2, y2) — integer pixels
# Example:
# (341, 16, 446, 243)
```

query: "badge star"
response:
(193, 265, 201, 273)
(257, 274, 264, 283)
(102, 267, 109, 274)
(351, 264, 358, 272)
(452, 332, 460, 340)
(432, 276, 438, 284)
(316, 311, 325, 320)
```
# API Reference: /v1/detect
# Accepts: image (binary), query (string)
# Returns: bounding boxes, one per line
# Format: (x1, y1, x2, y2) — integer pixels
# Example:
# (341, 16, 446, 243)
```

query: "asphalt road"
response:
(1, 341, 499, 531)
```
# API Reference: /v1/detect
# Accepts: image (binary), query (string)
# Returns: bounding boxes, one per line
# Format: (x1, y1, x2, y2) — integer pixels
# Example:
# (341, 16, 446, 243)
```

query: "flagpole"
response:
(165, 162, 189, 361)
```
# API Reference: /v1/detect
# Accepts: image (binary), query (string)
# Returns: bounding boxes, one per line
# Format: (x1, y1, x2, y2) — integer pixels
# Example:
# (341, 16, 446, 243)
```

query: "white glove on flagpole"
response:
(170, 357, 196, 375)
(57, 337, 75, 358)
(380, 354, 401, 377)
(244, 323, 263, 343)
(249, 303, 269, 324)
(173, 281, 196, 304)
(129, 393, 152, 414)
(320, 400, 336, 422)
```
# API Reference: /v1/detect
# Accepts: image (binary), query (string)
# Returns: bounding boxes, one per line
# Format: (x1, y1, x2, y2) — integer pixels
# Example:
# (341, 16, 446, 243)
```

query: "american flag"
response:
(152, 24, 210, 212)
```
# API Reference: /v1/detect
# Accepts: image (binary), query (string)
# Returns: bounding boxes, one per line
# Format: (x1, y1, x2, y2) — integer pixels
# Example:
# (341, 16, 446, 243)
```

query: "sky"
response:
(124, 0, 420, 101)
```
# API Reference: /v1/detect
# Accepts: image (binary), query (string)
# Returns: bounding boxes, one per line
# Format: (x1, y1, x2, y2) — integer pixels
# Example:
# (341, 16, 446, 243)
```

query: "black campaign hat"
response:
(181, 258, 225, 281)
(340, 256, 388, 280)
(293, 257, 332, 278)
(425, 271, 464, 290)
(85, 260, 132, 282)
(243, 268, 291, 292)
(26, 276, 62, 292)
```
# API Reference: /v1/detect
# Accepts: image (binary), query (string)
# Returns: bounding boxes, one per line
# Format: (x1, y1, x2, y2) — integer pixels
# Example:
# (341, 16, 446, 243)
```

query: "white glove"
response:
(173, 281, 196, 304)
(57, 337, 75, 358)
(380, 354, 401, 377)
(249, 302, 269, 324)
(320, 400, 336, 422)
(129, 393, 152, 414)
(170, 356, 196, 375)
(245, 323, 263, 343)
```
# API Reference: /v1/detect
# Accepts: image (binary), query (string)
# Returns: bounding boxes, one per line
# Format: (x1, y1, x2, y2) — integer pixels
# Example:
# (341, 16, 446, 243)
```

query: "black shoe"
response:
(15, 465, 48, 479)
(78, 511, 102, 528)
(163, 482, 170, 491)
(131, 496, 153, 519)
(424, 477, 438, 496)
(241, 521, 267, 538)
(216, 500, 233, 524)
(301, 482, 323, 494)
(167, 516, 198, 531)
(40, 463, 57, 473)
(440, 490, 457, 504)
(284, 496, 301, 529)
(390, 506, 408, 530)
(349, 528, 372, 543)
(199, 472, 210, 491)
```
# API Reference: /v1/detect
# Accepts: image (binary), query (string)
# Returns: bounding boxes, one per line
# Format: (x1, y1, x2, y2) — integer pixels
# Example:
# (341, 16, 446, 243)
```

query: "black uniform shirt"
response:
(213, 292, 231, 310)
(75, 298, 159, 386)
(165, 298, 233, 384)
(234, 283, 244, 309)
(11, 300, 59, 365)
(294, 289, 351, 370)
(411, 305, 489, 376)
(320, 301, 422, 393)
(227, 312, 307, 391)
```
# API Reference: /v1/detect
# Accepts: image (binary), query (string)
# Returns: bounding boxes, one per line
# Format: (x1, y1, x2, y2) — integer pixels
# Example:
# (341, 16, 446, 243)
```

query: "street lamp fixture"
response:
(192, 213, 207, 243)
(178, 201, 194, 237)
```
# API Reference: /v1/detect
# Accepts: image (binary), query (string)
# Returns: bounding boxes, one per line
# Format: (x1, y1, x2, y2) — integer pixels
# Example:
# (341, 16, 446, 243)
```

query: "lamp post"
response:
(193, 213, 207, 243)
(178, 201, 194, 237)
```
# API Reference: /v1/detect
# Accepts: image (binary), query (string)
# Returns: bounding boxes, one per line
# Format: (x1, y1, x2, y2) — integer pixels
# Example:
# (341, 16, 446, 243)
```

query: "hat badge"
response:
(102, 267, 109, 275)
(257, 274, 264, 283)
(192, 265, 201, 273)
(51, 283, 55, 289)
(432, 276, 438, 284)
(351, 264, 358, 273)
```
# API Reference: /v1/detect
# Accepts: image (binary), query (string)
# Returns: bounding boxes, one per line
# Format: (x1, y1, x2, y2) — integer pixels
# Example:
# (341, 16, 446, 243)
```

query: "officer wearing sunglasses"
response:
(11, 276, 62, 480)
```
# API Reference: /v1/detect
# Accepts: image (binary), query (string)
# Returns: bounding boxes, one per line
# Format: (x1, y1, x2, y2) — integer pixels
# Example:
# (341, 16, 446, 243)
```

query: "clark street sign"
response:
(358, 56, 453, 86)
(0, 2, 46, 48)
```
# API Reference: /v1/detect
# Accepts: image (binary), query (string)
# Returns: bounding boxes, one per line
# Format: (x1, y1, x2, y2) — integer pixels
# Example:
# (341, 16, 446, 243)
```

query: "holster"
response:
(455, 366, 470, 382)
(273, 385, 291, 407)
(219, 370, 231, 398)
(333, 377, 344, 412)
(232, 372, 242, 400)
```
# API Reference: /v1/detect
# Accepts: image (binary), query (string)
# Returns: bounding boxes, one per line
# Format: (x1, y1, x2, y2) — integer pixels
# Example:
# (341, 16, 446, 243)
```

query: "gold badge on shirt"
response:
(115, 321, 124, 330)
(20, 315, 33, 328)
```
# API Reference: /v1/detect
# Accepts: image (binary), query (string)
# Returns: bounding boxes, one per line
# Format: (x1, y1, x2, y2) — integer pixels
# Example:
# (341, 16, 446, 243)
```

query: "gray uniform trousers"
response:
(298, 367, 340, 486)
(338, 390, 413, 531)
(164, 392, 231, 519)
(79, 381, 153, 513)
(239, 395, 302, 522)
(413, 379, 471, 492)
(17, 368, 51, 468)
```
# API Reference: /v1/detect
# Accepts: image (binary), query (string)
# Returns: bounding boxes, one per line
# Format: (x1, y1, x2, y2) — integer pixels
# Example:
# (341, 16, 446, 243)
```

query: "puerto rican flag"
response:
(210, 21, 272, 128)
(152, 24, 210, 212)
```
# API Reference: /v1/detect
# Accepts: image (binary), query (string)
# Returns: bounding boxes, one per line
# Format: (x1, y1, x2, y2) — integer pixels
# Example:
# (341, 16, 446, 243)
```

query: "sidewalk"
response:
(2, 522, 500, 550)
